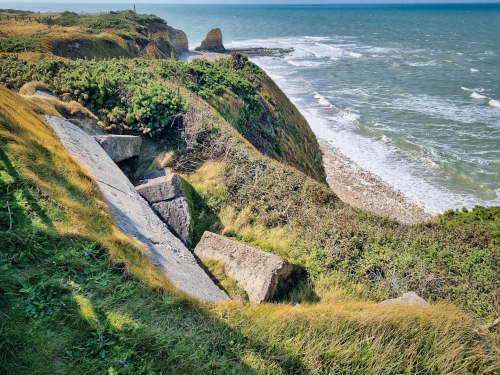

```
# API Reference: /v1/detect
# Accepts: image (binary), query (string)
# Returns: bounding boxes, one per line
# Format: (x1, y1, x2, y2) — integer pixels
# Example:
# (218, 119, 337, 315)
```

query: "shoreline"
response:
(319, 139, 433, 224)
(179, 49, 434, 224)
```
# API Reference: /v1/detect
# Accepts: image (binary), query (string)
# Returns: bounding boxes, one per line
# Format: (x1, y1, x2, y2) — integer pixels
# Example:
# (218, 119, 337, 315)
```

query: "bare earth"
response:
(319, 139, 433, 225)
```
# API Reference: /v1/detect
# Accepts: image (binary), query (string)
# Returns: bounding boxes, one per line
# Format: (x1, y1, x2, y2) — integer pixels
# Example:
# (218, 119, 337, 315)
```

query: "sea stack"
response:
(195, 28, 226, 52)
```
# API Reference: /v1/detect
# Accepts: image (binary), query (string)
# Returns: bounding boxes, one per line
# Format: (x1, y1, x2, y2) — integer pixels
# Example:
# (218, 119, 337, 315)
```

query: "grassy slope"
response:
(133, 81, 499, 321)
(1, 86, 498, 374)
(0, 53, 497, 318)
(0, 11, 177, 59)
(187, 57, 326, 182)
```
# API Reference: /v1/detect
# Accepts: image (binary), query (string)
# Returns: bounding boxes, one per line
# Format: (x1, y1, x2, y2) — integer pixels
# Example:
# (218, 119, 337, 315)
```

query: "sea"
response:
(3, 2, 500, 213)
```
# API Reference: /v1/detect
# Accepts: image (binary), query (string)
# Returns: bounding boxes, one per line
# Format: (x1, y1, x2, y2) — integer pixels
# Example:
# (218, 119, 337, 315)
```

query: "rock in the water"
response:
(194, 231, 294, 304)
(195, 28, 225, 52)
(153, 197, 191, 248)
(380, 292, 429, 306)
(136, 168, 191, 247)
(46, 116, 228, 303)
(136, 170, 183, 204)
(94, 135, 142, 163)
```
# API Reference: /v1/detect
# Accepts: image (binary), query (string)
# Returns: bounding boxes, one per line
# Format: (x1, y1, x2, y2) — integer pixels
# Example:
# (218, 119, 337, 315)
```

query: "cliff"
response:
(1, 74, 498, 374)
(0, 12, 498, 374)
(0, 10, 187, 59)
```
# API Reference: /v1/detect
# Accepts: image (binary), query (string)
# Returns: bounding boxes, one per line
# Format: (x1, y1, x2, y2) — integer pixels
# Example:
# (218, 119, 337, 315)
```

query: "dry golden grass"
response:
(22, 95, 98, 121)
(216, 299, 499, 374)
(18, 81, 50, 95)
(0, 14, 81, 37)
(0, 84, 173, 291)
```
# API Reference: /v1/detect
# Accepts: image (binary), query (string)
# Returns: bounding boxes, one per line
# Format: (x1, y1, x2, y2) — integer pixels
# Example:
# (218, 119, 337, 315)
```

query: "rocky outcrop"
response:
(167, 26, 189, 53)
(46, 116, 228, 303)
(94, 135, 142, 163)
(194, 231, 294, 304)
(136, 169, 191, 247)
(195, 28, 225, 52)
(380, 292, 429, 306)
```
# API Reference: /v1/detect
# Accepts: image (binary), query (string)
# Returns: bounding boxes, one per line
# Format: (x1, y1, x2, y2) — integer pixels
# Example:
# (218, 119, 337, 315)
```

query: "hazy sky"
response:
(10, 1, 500, 3)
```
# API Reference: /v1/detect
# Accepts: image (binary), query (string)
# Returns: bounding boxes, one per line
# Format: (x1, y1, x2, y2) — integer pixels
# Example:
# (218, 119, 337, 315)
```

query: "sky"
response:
(8, 0, 500, 3)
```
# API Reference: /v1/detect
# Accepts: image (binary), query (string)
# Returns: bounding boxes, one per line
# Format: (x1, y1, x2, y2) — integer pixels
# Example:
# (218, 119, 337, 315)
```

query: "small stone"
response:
(380, 292, 429, 306)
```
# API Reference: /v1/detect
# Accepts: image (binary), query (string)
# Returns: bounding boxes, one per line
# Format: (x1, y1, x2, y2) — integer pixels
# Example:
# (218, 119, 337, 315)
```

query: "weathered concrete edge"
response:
(45, 115, 229, 303)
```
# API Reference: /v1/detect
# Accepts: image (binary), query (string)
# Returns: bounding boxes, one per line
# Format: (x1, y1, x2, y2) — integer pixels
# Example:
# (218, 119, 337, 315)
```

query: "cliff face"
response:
(195, 28, 225, 52)
(167, 27, 189, 53)
(0, 10, 187, 59)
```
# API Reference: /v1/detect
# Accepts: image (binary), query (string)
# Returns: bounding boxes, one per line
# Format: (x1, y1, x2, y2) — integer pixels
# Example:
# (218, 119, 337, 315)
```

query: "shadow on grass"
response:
(182, 177, 222, 247)
(273, 265, 320, 304)
(0, 145, 54, 230)
(1, 227, 310, 374)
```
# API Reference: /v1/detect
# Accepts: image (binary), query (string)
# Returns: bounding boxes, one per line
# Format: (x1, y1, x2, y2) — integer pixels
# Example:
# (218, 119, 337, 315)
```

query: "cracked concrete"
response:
(46, 115, 228, 302)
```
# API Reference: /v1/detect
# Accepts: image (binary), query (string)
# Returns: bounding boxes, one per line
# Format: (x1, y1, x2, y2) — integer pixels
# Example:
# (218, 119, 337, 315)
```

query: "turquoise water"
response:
(5, 3, 500, 212)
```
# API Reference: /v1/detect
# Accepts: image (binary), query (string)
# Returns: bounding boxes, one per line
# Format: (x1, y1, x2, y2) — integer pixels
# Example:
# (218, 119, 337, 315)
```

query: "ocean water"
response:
(4, 3, 500, 213)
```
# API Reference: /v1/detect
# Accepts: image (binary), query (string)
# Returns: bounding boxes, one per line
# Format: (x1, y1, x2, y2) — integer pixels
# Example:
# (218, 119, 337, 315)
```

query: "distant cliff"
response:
(0, 10, 188, 59)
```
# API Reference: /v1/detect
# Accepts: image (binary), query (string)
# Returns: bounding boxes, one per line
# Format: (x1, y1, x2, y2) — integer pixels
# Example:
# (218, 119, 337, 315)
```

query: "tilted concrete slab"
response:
(194, 231, 294, 304)
(46, 116, 228, 303)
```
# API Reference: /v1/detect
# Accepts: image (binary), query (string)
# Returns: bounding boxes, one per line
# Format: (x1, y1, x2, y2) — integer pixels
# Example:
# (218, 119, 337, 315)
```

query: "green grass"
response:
(0, 62, 499, 374)
(0, 10, 179, 61)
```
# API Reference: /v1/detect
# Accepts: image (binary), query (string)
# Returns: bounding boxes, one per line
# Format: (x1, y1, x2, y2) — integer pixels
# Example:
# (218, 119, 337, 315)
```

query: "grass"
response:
(1, 87, 498, 374)
(0, 68, 499, 373)
(0, 10, 179, 60)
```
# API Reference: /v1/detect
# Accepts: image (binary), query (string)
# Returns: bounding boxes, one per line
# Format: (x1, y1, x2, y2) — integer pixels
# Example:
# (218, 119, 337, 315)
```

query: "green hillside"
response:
(0, 10, 499, 375)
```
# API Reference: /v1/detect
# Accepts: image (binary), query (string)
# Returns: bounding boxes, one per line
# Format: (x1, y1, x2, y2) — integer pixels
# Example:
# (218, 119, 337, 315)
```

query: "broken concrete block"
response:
(194, 231, 294, 304)
(136, 170, 183, 204)
(94, 135, 142, 162)
(153, 197, 191, 248)
(46, 116, 227, 302)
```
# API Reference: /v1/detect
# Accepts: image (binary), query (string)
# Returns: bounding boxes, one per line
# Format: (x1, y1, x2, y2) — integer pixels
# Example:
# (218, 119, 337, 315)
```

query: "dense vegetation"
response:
(0, 55, 325, 180)
(0, 10, 178, 59)
(0, 36, 42, 53)
(1, 85, 498, 375)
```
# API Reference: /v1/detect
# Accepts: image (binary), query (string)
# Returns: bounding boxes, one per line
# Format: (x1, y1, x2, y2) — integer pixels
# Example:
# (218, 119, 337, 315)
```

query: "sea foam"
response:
(489, 99, 500, 108)
(470, 92, 487, 99)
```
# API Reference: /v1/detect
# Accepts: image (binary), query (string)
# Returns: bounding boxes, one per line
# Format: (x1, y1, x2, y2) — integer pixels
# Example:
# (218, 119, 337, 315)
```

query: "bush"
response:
(0, 57, 186, 134)
(0, 36, 42, 53)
